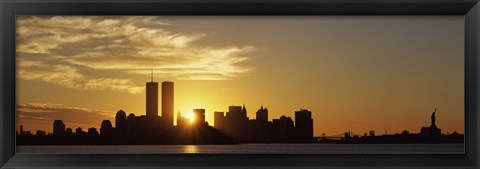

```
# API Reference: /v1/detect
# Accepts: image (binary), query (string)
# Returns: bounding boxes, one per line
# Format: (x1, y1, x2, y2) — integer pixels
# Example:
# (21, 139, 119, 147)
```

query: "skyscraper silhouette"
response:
(176, 112, 189, 128)
(214, 111, 225, 129)
(256, 106, 268, 123)
(193, 109, 206, 126)
(100, 120, 113, 136)
(53, 120, 65, 136)
(295, 109, 313, 142)
(224, 105, 249, 142)
(115, 110, 127, 135)
(279, 115, 295, 141)
(162, 81, 174, 126)
(146, 70, 158, 117)
(227, 106, 243, 120)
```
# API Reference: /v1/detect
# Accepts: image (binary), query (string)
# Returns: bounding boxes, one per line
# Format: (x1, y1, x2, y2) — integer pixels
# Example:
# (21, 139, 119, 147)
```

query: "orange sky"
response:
(16, 16, 464, 136)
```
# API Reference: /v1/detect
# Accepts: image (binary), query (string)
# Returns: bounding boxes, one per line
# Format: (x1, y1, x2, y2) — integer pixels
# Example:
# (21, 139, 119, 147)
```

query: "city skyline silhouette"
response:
(17, 75, 463, 145)
(16, 69, 465, 137)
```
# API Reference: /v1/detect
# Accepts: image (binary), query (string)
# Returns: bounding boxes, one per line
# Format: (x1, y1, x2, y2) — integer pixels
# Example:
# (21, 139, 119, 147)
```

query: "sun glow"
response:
(185, 112, 195, 123)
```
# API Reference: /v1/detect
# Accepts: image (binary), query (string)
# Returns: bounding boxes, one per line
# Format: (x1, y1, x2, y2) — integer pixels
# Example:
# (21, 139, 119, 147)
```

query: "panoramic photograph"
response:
(15, 16, 464, 154)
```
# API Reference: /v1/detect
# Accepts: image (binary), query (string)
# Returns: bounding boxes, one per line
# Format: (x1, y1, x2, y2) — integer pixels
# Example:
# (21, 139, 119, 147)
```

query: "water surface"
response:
(17, 144, 464, 154)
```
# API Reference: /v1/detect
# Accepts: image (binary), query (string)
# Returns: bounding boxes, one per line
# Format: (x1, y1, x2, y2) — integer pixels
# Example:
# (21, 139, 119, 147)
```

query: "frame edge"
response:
(466, 1, 480, 168)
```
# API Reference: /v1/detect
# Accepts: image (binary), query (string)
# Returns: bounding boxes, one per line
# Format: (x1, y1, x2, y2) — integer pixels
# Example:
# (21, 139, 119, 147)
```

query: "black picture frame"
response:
(1, 0, 479, 168)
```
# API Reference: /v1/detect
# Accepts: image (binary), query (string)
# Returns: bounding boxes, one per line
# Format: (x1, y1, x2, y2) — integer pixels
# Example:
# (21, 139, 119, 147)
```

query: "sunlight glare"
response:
(186, 112, 195, 123)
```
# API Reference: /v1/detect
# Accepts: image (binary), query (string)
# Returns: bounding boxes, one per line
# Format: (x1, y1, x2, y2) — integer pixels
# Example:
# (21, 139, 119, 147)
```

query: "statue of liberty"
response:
(431, 108, 436, 127)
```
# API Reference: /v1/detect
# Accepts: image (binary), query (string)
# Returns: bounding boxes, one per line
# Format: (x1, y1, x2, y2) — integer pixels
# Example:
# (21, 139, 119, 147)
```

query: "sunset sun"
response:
(186, 112, 195, 123)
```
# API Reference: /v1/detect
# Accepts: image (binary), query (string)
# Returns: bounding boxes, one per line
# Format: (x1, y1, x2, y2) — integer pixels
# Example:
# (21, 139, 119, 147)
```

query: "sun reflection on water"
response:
(183, 145, 199, 153)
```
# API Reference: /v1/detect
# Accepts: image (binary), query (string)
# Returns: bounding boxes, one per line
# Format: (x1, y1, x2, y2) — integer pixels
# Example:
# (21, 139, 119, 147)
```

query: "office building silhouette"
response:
(278, 115, 295, 141)
(53, 120, 65, 136)
(176, 112, 189, 128)
(88, 127, 99, 136)
(253, 106, 269, 142)
(256, 106, 268, 123)
(162, 81, 174, 126)
(36, 130, 47, 136)
(124, 113, 136, 137)
(214, 111, 225, 131)
(146, 71, 158, 117)
(65, 128, 73, 136)
(100, 120, 113, 136)
(193, 109, 206, 126)
(226, 105, 249, 141)
(76, 127, 85, 136)
(115, 110, 128, 135)
(295, 109, 313, 142)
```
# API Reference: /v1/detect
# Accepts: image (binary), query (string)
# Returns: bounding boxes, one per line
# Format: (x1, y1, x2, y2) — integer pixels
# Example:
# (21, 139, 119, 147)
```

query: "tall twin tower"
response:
(146, 70, 174, 126)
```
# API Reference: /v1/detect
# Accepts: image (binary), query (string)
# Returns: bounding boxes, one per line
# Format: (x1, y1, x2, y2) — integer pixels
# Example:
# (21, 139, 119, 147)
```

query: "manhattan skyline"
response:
(16, 16, 464, 136)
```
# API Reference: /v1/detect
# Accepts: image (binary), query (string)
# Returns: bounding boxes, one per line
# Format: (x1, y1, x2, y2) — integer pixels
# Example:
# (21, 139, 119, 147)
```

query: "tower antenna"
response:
(151, 68, 153, 82)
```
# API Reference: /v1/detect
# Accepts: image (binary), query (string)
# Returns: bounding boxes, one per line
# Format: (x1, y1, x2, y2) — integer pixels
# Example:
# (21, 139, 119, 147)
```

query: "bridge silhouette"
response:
(314, 131, 362, 140)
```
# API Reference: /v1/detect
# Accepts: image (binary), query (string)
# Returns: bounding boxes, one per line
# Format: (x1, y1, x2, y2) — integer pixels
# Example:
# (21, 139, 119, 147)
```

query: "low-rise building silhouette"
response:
(36, 130, 46, 136)
(76, 127, 86, 136)
(66, 128, 73, 136)
(88, 127, 99, 136)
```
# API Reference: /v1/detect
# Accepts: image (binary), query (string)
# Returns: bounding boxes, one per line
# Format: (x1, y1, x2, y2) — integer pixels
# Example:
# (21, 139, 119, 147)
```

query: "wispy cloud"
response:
(16, 16, 256, 89)
(17, 103, 116, 131)
(17, 58, 85, 88)
(85, 78, 144, 94)
(17, 59, 144, 94)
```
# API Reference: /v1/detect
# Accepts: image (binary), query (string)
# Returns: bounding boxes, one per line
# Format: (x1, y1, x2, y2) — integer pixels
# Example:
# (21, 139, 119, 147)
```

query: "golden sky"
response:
(16, 16, 464, 136)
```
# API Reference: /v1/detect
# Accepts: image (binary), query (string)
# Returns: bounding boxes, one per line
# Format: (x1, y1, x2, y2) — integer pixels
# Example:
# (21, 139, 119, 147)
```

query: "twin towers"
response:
(146, 69, 174, 126)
